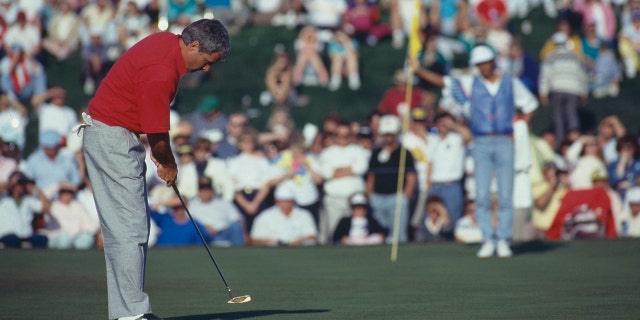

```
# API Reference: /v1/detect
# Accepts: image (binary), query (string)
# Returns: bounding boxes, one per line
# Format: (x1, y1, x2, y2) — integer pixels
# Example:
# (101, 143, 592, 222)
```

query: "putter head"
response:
(228, 295, 251, 304)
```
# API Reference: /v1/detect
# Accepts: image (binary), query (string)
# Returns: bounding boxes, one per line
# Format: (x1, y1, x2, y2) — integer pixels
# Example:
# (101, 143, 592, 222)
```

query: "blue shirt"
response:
(151, 211, 210, 246)
(24, 149, 80, 191)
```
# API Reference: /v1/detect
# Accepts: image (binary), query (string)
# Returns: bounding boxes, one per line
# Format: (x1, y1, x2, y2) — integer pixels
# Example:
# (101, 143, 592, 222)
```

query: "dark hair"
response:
(181, 19, 230, 59)
(616, 134, 639, 154)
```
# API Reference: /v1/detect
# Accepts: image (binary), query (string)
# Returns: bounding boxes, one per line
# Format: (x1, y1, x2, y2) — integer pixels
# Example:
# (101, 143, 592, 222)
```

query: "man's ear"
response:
(189, 41, 201, 51)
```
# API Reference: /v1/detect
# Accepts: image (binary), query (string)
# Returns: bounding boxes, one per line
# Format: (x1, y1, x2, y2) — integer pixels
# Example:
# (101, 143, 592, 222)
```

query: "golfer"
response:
(82, 20, 230, 320)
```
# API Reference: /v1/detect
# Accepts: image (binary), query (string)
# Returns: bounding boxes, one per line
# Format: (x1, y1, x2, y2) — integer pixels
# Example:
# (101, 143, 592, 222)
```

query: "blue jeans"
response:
(472, 136, 514, 242)
(210, 221, 244, 246)
(429, 180, 464, 233)
(370, 193, 409, 243)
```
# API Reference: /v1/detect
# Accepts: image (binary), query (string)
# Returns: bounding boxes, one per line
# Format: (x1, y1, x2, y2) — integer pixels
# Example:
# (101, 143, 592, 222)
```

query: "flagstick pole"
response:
(391, 65, 414, 263)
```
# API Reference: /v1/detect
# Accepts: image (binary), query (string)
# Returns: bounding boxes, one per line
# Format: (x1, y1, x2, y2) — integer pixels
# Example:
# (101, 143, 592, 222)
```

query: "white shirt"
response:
(227, 153, 275, 191)
(426, 131, 465, 183)
(319, 143, 368, 196)
(188, 197, 242, 232)
(177, 158, 234, 201)
(3, 24, 41, 56)
(250, 205, 317, 243)
(37, 103, 79, 138)
(304, 0, 347, 28)
(0, 195, 42, 238)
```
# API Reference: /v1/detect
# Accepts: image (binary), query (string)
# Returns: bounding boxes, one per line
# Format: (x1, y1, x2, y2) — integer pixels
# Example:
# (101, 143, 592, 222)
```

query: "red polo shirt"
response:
(88, 32, 187, 134)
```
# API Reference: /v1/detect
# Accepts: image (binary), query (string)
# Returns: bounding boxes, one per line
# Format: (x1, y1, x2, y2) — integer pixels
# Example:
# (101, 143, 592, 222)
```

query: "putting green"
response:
(1, 240, 639, 319)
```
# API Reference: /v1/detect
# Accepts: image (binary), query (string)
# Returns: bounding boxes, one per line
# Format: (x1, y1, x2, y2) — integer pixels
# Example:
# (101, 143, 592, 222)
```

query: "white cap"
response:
(627, 187, 640, 203)
(199, 129, 223, 143)
(469, 45, 496, 65)
(552, 32, 568, 45)
(378, 115, 401, 135)
(350, 193, 368, 207)
(274, 183, 295, 200)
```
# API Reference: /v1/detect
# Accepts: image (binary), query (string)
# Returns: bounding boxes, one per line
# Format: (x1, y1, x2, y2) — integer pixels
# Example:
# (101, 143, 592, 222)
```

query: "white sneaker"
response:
(477, 241, 495, 258)
(328, 75, 341, 91)
(496, 240, 513, 258)
(348, 74, 361, 90)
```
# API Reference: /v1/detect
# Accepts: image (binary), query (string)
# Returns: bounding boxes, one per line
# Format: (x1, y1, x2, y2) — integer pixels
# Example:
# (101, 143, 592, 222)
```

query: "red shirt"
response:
(475, 0, 508, 26)
(88, 32, 187, 134)
(377, 86, 424, 116)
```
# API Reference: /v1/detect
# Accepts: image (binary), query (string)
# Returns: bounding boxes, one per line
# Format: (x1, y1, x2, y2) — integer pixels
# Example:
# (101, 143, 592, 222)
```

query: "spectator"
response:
(177, 137, 234, 201)
(500, 39, 540, 95)
(227, 128, 275, 233)
(318, 121, 369, 244)
(183, 95, 228, 144)
(597, 115, 626, 164)
(413, 44, 539, 257)
(590, 41, 621, 99)
(332, 191, 387, 245)
(327, 29, 361, 91)
(250, 183, 318, 246)
(43, 183, 99, 249)
(79, 0, 117, 47)
(0, 44, 47, 103)
(215, 111, 247, 159)
(0, 171, 49, 248)
(167, 0, 198, 23)
(573, 0, 617, 43)
(41, 1, 81, 62)
(24, 130, 81, 199)
(292, 26, 329, 87)
(619, 186, 640, 238)
(151, 196, 211, 247)
(424, 111, 470, 235)
(0, 92, 28, 150)
(474, 0, 509, 28)
(343, 0, 391, 46)
(531, 162, 569, 237)
(2, 11, 40, 58)
(31, 86, 79, 138)
(188, 177, 245, 247)
(389, 0, 427, 49)
(618, 11, 640, 79)
(261, 44, 296, 108)
(415, 34, 450, 92)
(454, 199, 483, 244)
(567, 135, 607, 189)
(539, 32, 588, 148)
(117, 0, 151, 50)
(378, 69, 430, 117)
(76, 175, 103, 249)
(80, 27, 112, 95)
(539, 19, 583, 61)
(402, 108, 431, 234)
(0, 139, 18, 187)
(366, 115, 417, 243)
(415, 194, 451, 242)
(607, 134, 640, 198)
(592, 168, 623, 232)
(270, 132, 324, 227)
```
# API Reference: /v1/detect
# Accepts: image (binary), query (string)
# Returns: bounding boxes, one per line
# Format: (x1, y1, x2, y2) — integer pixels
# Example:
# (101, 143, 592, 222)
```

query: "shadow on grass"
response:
(166, 309, 330, 320)
(512, 240, 566, 255)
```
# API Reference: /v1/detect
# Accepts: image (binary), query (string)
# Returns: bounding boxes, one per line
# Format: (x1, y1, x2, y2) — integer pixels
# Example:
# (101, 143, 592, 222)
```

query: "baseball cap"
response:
(39, 130, 61, 148)
(411, 108, 426, 121)
(350, 192, 368, 207)
(197, 95, 219, 113)
(378, 115, 401, 135)
(274, 184, 295, 200)
(198, 177, 213, 189)
(469, 45, 496, 65)
(626, 187, 640, 203)
(199, 129, 223, 143)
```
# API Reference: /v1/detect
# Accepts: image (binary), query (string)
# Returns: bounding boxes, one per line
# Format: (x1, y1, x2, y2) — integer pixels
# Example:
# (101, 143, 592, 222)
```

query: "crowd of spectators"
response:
(2, 0, 640, 251)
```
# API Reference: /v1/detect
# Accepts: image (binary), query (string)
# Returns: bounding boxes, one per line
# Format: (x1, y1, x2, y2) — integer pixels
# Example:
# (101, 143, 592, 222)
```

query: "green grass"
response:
(2, 240, 639, 319)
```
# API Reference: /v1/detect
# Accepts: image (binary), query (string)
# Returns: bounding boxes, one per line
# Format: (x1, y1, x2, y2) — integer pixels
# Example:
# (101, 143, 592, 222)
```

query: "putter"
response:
(172, 184, 252, 304)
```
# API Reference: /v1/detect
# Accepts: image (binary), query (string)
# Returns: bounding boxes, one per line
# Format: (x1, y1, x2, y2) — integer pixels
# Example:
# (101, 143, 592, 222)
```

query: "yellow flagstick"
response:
(391, 1, 422, 262)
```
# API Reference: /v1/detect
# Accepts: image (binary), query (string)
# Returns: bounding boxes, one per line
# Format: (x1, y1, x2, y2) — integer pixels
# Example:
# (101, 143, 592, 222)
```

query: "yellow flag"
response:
(408, 1, 422, 60)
